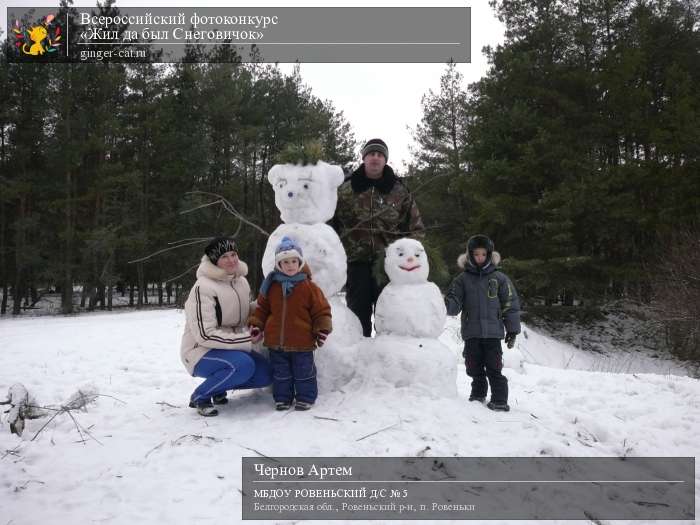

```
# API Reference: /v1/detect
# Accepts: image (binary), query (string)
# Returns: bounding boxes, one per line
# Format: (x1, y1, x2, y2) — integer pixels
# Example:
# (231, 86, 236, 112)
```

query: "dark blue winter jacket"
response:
(444, 251, 521, 340)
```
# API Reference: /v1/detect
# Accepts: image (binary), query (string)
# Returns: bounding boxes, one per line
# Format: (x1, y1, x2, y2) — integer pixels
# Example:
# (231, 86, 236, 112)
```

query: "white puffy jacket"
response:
(180, 255, 253, 375)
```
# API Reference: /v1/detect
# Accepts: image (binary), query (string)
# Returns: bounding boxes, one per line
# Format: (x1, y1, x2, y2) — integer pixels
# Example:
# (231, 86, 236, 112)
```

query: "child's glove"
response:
(316, 330, 329, 348)
(249, 326, 263, 344)
(505, 332, 517, 349)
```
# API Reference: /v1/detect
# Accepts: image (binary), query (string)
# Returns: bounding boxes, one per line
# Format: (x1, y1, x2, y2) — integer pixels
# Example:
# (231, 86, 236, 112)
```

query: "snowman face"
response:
(268, 162, 344, 224)
(272, 167, 324, 223)
(384, 238, 430, 285)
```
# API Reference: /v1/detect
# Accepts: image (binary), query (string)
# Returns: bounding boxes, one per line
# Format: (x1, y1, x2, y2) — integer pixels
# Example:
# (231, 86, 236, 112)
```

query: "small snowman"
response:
(374, 238, 447, 338)
(352, 238, 456, 398)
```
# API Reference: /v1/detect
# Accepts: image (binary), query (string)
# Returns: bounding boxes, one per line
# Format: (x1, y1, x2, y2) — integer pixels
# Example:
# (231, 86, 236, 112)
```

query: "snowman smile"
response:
(399, 264, 421, 272)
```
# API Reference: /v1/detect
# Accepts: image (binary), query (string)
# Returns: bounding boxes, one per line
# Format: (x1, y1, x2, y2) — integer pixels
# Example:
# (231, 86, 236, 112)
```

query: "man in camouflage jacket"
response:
(333, 138, 425, 336)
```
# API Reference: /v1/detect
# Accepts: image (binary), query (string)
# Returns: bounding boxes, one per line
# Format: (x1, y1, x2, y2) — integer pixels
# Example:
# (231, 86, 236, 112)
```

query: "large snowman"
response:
(261, 161, 363, 389)
(350, 238, 457, 398)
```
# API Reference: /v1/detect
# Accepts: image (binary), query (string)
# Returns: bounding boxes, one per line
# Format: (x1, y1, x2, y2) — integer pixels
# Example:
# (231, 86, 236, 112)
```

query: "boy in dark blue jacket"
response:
(445, 234, 521, 411)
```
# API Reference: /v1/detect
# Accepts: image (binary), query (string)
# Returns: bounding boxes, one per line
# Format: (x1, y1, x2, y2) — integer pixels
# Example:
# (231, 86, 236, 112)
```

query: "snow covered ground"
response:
(1, 309, 698, 524)
(523, 300, 699, 378)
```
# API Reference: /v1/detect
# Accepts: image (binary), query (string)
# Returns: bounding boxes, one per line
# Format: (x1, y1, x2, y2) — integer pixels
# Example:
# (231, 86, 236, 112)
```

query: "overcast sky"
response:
(2, 1, 505, 168)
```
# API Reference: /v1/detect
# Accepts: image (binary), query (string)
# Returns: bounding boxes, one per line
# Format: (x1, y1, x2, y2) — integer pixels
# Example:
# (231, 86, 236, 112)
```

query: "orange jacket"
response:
(248, 265, 332, 351)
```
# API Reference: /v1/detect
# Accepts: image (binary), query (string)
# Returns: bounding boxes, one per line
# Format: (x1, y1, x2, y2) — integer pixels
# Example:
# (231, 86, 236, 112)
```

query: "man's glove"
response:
(249, 326, 263, 344)
(505, 332, 517, 349)
(316, 330, 329, 348)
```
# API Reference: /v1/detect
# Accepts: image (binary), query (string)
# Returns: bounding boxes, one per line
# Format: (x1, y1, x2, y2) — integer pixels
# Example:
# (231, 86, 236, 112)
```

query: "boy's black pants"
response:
(463, 338, 508, 403)
(346, 260, 383, 337)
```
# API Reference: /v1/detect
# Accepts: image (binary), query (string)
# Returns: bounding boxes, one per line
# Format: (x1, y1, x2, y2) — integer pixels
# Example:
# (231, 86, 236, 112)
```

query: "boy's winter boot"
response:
(468, 395, 486, 403)
(294, 401, 313, 411)
(275, 401, 292, 411)
(212, 392, 228, 405)
(487, 400, 510, 412)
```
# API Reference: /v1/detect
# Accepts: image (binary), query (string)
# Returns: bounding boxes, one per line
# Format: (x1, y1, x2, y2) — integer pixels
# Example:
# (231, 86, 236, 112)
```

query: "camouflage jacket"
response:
(332, 164, 425, 263)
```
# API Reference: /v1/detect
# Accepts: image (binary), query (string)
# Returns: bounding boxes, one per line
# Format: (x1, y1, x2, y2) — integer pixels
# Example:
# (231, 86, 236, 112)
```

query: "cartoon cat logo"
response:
(13, 14, 62, 57)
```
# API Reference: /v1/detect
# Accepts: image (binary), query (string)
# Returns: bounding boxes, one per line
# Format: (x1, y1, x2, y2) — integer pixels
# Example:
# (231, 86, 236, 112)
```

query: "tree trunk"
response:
(98, 285, 106, 310)
(1, 281, 7, 315)
(80, 285, 88, 308)
(12, 197, 26, 315)
(0, 173, 5, 316)
(0, 118, 4, 313)
(562, 289, 574, 307)
(87, 284, 97, 311)
(62, 141, 74, 314)
(137, 263, 144, 308)
(30, 286, 39, 306)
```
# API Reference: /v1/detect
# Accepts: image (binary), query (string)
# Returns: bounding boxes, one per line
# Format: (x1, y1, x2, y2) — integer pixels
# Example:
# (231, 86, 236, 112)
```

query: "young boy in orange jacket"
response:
(248, 237, 332, 411)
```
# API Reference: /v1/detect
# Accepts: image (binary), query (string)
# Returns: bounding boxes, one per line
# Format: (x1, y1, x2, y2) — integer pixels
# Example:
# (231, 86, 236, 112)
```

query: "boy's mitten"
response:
(249, 326, 263, 344)
(505, 332, 517, 349)
(316, 330, 329, 347)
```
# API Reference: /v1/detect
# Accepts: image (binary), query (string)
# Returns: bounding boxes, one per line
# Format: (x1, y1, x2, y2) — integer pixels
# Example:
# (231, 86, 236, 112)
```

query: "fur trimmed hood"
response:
(196, 255, 249, 281)
(457, 250, 501, 270)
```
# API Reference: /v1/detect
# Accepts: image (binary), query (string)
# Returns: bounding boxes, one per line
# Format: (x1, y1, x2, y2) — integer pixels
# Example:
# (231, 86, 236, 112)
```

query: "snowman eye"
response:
(277, 179, 287, 188)
(303, 183, 309, 190)
(415, 252, 421, 258)
(398, 252, 404, 257)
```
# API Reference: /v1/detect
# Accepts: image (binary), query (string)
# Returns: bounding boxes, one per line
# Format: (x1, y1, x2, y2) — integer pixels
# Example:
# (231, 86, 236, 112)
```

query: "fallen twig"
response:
(2, 446, 21, 460)
(65, 408, 103, 446)
(28, 388, 107, 444)
(13, 479, 45, 492)
(235, 444, 278, 461)
(30, 410, 63, 442)
(65, 408, 86, 444)
(356, 421, 400, 442)
(312, 415, 339, 422)
(92, 393, 127, 405)
(145, 441, 165, 459)
(171, 434, 222, 446)
(156, 401, 180, 409)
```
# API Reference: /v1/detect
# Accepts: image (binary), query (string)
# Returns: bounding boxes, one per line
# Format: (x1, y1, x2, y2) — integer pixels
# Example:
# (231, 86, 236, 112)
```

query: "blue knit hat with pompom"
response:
(275, 236, 304, 269)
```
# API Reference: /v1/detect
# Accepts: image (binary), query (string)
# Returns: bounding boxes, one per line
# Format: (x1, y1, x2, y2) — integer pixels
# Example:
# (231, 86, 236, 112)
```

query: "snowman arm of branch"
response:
(185, 191, 270, 237)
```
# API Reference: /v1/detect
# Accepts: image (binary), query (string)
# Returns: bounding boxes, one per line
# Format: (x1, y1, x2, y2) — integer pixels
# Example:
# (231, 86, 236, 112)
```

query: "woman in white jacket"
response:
(181, 237, 271, 416)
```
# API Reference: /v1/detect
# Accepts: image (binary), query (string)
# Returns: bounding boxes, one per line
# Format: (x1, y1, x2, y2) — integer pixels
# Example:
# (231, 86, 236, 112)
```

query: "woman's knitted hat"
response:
(204, 237, 237, 264)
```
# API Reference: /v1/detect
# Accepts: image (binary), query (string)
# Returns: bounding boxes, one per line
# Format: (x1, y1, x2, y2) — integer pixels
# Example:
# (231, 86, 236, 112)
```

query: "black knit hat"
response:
(204, 237, 237, 264)
(467, 234, 494, 267)
(361, 138, 388, 160)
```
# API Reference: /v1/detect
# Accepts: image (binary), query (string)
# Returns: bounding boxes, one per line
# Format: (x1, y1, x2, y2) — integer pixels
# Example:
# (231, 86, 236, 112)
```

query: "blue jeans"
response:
(269, 350, 317, 404)
(191, 350, 272, 403)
